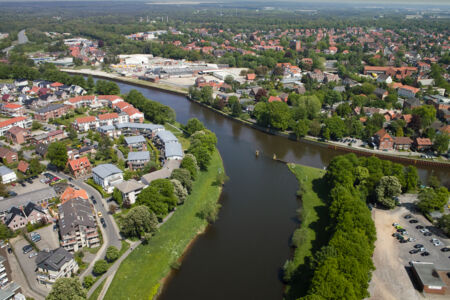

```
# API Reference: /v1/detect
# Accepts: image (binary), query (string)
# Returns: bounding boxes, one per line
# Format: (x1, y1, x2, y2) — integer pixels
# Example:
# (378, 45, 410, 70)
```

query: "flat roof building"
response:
(410, 261, 447, 295)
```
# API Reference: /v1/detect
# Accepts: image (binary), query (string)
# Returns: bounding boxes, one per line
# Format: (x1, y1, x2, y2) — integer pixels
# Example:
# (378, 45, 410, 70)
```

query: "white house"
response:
(114, 180, 145, 206)
(92, 164, 123, 193)
(0, 166, 16, 183)
(35, 248, 79, 285)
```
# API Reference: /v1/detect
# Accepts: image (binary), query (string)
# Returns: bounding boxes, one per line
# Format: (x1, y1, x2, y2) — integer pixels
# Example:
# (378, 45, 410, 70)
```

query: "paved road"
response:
(18, 29, 28, 44)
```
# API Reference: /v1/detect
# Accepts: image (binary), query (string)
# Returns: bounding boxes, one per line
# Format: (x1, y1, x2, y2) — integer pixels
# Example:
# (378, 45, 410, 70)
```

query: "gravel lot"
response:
(369, 194, 450, 300)
(8, 175, 51, 195)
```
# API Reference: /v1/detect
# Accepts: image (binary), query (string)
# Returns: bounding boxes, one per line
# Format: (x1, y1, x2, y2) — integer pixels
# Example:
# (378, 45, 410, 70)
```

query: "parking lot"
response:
(8, 174, 56, 196)
(9, 225, 59, 294)
(369, 194, 450, 300)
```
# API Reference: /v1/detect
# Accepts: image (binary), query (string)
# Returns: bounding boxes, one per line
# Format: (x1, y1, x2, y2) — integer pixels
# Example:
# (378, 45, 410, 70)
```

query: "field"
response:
(284, 163, 331, 300)
(104, 149, 224, 300)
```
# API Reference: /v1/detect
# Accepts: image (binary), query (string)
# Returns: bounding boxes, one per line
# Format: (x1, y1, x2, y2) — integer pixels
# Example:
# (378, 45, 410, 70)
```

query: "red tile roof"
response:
(3, 103, 23, 109)
(17, 160, 29, 173)
(68, 156, 91, 171)
(415, 138, 432, 146)
(98, 113, 118, 120)
(75, 116, 96, 124)
(0, 117, 27, 128)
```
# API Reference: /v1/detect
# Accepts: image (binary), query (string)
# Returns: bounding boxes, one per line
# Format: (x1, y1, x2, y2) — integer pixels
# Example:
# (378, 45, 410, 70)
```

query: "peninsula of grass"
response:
(284, 163, 331, 300)
(104, 149, 224, 300)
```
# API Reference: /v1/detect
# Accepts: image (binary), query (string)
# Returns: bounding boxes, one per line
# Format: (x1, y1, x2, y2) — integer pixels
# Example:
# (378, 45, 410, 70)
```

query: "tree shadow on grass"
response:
(284, 177, 332, 300)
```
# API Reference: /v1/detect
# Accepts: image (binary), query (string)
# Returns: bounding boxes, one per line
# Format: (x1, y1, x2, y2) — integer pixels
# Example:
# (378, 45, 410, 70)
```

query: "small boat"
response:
(255, 150, 260, 157)
(273, 153, 277, 160)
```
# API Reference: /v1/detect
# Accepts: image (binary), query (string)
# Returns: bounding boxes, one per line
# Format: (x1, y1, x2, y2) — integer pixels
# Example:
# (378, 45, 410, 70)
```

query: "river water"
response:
(108, 80, 447, 299)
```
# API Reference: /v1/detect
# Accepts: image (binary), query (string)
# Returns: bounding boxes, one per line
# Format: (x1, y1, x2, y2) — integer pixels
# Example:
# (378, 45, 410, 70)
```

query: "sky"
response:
(0, 0, 448, 4)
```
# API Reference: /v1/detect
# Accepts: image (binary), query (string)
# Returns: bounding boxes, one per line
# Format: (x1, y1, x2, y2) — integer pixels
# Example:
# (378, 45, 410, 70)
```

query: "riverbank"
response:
(61, 69, 449, 169)
(103, 149, 224, 300)
(61, 68, 188, 95)
(284, 164, 330, 300)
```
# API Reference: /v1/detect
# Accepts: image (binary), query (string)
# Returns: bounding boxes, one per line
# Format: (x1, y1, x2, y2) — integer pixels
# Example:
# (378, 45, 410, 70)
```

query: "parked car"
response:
(392, 223, 399, 227)
(441, 247, 450, 252)
(408, 237, 416, 242)
(409, 220, 418, 223)
(100, 218, 106, 228)
(424, 232, 432, 237)
(420, 228, 429, 233)
(414, 244, 424, 249)
(97, 211, 102, 218)
(28, 252, 38, 258)
(31, 235, 41, 243)
(421, 251, 430, 256)
(22, 245, 32, 254)
(404, 214, 412, 219)
(416, 225, 424, 229)
(409, 249, 420, 254)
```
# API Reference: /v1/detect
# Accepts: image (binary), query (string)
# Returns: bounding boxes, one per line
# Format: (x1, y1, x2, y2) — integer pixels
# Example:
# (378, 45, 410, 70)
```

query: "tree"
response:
(29, 158, 45, 175)
(46, 277, 86, 300)
(323, 116, 347, 140)
(106, 246, 119, 262)
(184, 118, 205, 136)
(47, 142, 68, 171)
(93, 259, 108, 275)
(83, 275, 94, 289)
(180, 154, 199, 180)
(170, 168, 192, 193)
(438, 214, 450, 236)
(404, 166, 419, 192)
(120, 206, 158, 238)
(412, 105, 436, 128)
(0, 223, 13, 240)
(375, 176, 402, 208)
(293, 120, 309, 139)
(86, 75, 95, 94)
(433, 134, 449, 154)
(137, 179, 178, 217)
(96, 80, 120, 95)
(112, 187, 123, 206)
(171, 179, 188, 204)
(197, 201, 221, 223)
(417, 187, 449, 213)
(31, 121, 42, 130)
(228, 96, 242, 117)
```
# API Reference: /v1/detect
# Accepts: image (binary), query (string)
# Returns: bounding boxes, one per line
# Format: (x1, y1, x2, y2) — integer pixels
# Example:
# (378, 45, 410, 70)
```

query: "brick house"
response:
(17, 160, 29, 173)
(414, 138, 433, 151)
(34, 104, 69, 122)
(3, 202, 48, 231)
(68, 157, 92, 178)
(374, 129, 394, 151)
(5, 126, 30, 144)
(394, 137, 413, 150)
(0, 147, 17, 164)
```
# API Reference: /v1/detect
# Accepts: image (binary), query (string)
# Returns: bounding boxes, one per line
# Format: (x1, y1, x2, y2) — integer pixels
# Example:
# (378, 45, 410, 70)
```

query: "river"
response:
(101, 79, 448, 299)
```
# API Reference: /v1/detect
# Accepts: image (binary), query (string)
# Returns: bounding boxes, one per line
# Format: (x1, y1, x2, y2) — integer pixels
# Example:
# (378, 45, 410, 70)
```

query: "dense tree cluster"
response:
(119, 205, 158, 238)
(125, 90, 175, 124)
(188, 129, 217, 170)
(46, 277, 86, 300)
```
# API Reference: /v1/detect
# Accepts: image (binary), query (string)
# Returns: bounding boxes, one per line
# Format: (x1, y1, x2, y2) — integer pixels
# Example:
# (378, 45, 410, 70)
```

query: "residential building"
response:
(374, 129, 394, 151)
(0, 117, 31, 136)
(127, 151, 150, 171)
(17, 160, 29, 174)
(0, 187, 56, 217)
(155, 130, 178, 147)
(60, 186, 89, 204)
(414, 138, 433, 151)
(114, 180, 145, 206)
(35, 143, 48, 158)
(3, 203, 48, 231)
(5, 126, 30, 145)
(97, 125, 121, 138)
(394, 137, 413, 150)
(35, 248, 79, 285)
(1, 103, 25, 117)
(0, 255, 22, 298)
(34, 104, 69, 122)
(67, 157, 91, 178)
(0, 166, 16, 184)
(398, 85, 420, 99)
(59, 198, 100, 252)
(376, 74, 392, 84)
(73, 116, 97, 132)
(0, 148, 17, 165)
(374, 88, 388, 100)
(46, 130, 67, 143)
(124, 135, 147, 151)
(98, 113, 119, 126)
(92, 164, 123, 193)
(164, 142, 184, 160)
(403, 98, 421, 110)
(3, 207, 26, 231)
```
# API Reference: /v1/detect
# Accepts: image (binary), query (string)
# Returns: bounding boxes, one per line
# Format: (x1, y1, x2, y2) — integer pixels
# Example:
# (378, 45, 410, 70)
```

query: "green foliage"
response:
(412, 105, 436, 129)
(112, 187, 123, 206)
(83, 275, 94, 289)
(171, 179, 188, 204)
(438, 214, 450, 236)
(188, 130, 217, 171)
(47, 142, 68, 171)
(184, 118, 205, 136)
(31, 121, 43, 130)
(95, 80, 120, 95)
(93, 259, 109, 275)
(106, 246, 119, 262)
(197, 201, 221, 224)
(293, 120, 309, 139)
(433, 134, 449, 154)
(170, 168, 192, 193)
(417, 187, 449, 213)
(120, 205, 158, 238)
(404, 166, 419, 192)
(254, 101, 292, 130)
(323, 116, 347, 140)
(375, 176, 402, 208)
(125, 90, 175, 124)
(137, 179, 178, 217)
(0, 223, 13, 240)
(46, 277, 86, 300)
(180, 154, 199, 180)
(29, 158, 45, 175)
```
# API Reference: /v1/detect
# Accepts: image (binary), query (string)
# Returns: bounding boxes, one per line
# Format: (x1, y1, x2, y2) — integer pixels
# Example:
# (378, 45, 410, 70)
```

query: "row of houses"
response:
(374, 128, 434, 151)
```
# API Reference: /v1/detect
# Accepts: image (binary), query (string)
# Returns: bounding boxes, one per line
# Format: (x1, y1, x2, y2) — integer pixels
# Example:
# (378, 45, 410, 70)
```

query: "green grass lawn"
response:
(284, 163, 331, 300)
(104, 149, 224, 300)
